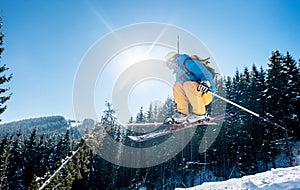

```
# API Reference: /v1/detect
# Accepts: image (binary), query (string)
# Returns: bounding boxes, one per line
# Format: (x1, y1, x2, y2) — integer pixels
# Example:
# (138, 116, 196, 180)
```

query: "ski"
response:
(128, 111, 236, 142)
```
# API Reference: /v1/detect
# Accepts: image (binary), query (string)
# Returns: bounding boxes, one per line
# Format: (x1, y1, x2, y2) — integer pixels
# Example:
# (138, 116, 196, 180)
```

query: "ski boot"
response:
(185, 112, 209, 124)
(164, 112, 188, 124)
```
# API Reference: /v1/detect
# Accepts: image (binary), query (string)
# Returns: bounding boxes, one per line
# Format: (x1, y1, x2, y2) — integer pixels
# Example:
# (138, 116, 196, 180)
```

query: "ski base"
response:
(128, 122, 217, 142)
(128, 111, 235, 142)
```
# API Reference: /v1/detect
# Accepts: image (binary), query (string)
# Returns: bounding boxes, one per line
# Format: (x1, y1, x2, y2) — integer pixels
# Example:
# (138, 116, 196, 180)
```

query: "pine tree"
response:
(45, 132, 71, 189)
(128, 116, 134, 123)
(136, 106, 146, 123)
(234, 67, 256, 175)
(257, 66, 267, 115)
(101, 101, 119, 133)
(264, 50, 286, 168)
(231, 69, 241, 113)
(161, 97, 177, 119)
(153, 104, 160, 121)
(71, 141, 90, 189)
(54, 130, 71, 163)
(23, 129, 39, 188)
(223, 69, 242, 176)
(279, 52, 299, 166)
(214, 77, 230, 178)
(37, 133, 50, 176)
(222, 66, 263, 176)
(281, 52, 300, 136)
(99, 102, 121, 188)
(246, 64, 267, 173)
(0, 16, 12, 120)
(85, 154, 107, 189)
(29, 133, 50, 189)
(0, 135, 13, 189)
(146, 103, 154, 122)
(7, 129, 25, 189)
(265, 50, 285, 119)
(250, 65, 267, 171)
(249, 65, 261, 113)
(153, 103, 164, 122)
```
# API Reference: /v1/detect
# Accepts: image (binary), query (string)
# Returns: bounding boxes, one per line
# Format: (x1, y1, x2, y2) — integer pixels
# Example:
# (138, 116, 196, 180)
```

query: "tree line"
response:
(0, 50, 299, 189)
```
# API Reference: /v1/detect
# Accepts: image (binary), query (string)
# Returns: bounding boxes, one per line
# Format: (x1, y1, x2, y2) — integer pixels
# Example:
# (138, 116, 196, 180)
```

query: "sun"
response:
(120, 45, 149, 67)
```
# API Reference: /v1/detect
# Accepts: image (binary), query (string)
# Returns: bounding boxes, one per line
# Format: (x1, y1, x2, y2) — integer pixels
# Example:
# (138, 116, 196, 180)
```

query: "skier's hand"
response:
(197, 81, 211, 93)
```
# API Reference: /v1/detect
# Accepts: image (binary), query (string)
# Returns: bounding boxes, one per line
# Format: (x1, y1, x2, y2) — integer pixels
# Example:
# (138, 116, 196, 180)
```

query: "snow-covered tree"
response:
(0, 135, 13, 189)
(281, 52, 300, 135)
(23, 129, 39, 188)
(136, 106, 146, 123)
(0, 16, 12, 121)
(101, 101, 118, 128)
(161, 97, 177, 119)
(146, 103, 154, 122)
(6, 130, 25, 189)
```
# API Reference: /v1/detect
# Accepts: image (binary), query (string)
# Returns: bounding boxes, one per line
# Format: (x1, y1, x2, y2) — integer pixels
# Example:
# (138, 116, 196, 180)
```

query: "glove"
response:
(197, 81, 211, 93)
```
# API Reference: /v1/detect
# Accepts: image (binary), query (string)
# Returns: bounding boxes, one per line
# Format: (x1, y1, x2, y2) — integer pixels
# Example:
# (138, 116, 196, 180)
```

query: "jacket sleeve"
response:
(185, 60, 217, 91)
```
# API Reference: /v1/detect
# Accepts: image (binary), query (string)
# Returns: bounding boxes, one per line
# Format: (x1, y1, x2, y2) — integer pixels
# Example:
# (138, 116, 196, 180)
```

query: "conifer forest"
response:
(0, 50, 299, 189)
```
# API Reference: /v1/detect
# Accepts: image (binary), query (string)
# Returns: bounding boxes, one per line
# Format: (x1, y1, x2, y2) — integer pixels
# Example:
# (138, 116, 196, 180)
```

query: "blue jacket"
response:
(175, 54, 216, 92)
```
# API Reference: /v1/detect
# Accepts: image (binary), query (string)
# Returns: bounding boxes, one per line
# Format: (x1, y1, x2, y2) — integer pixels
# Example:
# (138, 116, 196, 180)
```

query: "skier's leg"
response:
(173, 82, 189, 115)
(203, 92, 213, 106)
(183, 81, 212, 115)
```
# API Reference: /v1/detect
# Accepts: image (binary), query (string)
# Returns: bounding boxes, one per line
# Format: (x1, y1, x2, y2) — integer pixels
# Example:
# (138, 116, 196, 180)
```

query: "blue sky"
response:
(0, 0, 299, 123)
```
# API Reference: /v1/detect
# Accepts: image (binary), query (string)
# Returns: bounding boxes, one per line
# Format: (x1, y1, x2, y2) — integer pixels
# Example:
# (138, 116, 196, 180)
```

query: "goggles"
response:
(166, 55, 179, 70)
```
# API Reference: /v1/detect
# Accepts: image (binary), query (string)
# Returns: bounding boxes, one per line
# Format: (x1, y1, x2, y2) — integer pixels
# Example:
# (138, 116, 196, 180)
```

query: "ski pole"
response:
(210, 92, 259, 117)
(209, 91, 287, 130)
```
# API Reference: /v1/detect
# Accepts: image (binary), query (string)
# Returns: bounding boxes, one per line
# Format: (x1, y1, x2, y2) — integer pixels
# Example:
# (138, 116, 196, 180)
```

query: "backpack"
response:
(183, 55, 216, 79)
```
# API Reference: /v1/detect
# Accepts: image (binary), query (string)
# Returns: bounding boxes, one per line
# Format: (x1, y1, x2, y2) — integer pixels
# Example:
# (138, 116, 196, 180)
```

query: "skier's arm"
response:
(186, 61, 216, 91)
(185, 60, 212, 81)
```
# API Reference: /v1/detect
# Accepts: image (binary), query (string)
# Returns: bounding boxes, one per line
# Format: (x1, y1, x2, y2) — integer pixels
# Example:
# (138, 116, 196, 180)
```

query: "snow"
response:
(175, 166, 300, 190)
(69, 121, 81, 127)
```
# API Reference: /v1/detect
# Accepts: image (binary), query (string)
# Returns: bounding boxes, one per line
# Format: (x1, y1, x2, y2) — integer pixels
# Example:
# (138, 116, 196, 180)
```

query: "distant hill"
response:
(0, 116, 95, 139)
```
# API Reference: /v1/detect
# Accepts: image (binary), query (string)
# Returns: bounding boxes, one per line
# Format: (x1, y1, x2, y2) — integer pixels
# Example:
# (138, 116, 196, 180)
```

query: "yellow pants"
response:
(173, 81, 212, 115)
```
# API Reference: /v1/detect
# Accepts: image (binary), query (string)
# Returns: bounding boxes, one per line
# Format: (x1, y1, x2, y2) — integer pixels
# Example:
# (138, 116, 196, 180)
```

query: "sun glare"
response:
(96, 44, 175, 122)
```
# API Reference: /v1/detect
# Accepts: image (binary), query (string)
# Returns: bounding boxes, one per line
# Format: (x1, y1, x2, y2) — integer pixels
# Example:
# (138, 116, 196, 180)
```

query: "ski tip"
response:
(128, 135, 137, 141)
(128, 135, 143, 142)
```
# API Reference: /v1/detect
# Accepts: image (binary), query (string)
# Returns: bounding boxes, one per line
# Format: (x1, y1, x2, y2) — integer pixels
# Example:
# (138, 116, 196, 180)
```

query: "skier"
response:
(165, 52, 216, 124)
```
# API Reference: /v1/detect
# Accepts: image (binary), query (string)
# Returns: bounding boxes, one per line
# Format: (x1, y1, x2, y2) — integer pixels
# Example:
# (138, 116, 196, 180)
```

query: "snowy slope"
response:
(175, 166, 300, 190)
